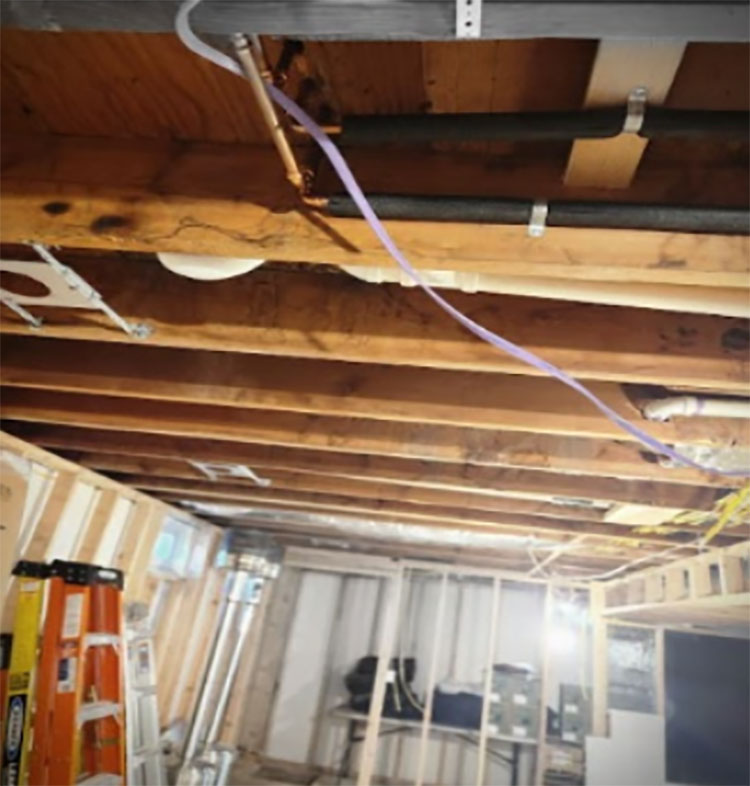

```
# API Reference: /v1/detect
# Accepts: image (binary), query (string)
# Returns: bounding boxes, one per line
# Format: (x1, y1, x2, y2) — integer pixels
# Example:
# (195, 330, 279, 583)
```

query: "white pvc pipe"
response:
(341, 265, 750, 318)
(643, 396, 750, 422)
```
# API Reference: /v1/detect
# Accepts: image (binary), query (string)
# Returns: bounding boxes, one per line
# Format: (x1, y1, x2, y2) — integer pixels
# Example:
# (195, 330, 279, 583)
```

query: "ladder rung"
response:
(79, 701, 122, 725)
(85, 633, 121, 648)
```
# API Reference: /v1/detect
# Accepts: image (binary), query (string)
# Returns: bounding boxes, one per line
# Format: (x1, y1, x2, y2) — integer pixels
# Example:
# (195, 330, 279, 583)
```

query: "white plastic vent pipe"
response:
(342, 265, 750, 318)
(643, 396, 750, 421)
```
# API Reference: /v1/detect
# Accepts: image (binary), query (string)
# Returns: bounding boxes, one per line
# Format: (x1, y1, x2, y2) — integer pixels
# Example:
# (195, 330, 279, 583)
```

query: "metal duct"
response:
(327, 194, 750, 235)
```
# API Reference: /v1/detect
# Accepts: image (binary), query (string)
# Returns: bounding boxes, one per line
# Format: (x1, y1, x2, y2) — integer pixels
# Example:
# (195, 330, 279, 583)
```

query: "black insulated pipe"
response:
(327, 195, 750, 235)
(339, 108, 750, 145)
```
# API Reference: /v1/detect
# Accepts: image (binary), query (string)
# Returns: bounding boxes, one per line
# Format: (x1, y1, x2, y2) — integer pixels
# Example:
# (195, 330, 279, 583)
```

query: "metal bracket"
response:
(189, 460, 272, 487)
(0, 292, 43, 329)
(30, 244, 153, 339)
(623, 86, 648, 134)
(527, 200, 549, 238)
(456, 0, 482, 38)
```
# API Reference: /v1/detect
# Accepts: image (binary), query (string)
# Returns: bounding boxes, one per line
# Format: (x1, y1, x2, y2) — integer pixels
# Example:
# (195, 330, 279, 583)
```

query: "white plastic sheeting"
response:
(262, 569, 590, 785)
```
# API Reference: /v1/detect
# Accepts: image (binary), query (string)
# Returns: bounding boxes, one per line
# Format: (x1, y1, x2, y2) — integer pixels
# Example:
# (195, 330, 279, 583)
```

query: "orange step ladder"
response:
(28, 560, 126, 786)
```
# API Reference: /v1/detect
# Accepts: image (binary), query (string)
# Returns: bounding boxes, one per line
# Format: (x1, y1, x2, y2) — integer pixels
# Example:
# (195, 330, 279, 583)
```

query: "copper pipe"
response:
(232, 34, 304, 191)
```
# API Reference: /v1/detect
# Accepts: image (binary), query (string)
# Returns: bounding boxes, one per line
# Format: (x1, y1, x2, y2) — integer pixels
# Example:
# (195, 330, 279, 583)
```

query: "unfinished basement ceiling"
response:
(0, 10, 748, 579)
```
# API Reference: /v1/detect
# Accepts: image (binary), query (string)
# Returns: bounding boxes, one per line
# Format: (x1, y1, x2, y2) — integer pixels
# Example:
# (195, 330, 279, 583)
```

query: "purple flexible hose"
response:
(175, 0, 749, 479)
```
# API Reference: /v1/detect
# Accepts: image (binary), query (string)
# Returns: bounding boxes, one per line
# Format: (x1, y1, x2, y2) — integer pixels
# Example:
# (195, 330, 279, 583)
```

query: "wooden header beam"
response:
(1, 0, 746, 41)
(2, 136, 748, 287)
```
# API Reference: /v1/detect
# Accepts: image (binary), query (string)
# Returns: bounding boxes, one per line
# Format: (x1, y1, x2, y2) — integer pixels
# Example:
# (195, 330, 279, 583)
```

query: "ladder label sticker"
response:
(1, 695, 26, 786)
(62, 593, 84, 639)
(136, 641, 151, 677)
(8, 672, 30, 692)
(57, 656, 77, 693)
(19, 581, 40, 593)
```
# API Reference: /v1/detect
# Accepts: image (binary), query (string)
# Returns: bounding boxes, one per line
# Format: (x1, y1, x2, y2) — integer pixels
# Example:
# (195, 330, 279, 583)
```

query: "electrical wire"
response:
(175, 0, 749, 480)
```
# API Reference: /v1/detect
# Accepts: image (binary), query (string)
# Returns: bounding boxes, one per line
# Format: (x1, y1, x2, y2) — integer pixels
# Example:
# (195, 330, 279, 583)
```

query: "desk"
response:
(330, 705, 537, 785)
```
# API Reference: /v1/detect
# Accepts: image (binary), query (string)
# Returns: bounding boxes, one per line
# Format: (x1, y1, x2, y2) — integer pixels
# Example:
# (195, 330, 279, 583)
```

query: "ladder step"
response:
(78, 701, 122, 725)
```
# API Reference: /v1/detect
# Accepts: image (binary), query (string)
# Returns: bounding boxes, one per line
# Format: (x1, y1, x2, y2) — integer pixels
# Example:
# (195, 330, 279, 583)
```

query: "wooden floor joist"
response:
(0, 390, 736, 510)
(2, 372, 746, 448)
(63, 452, 613, 522)
(79, 453, 747, 543)
(70, 450, 749, 533)
(8, 423, 733, 488)
(1, 263, 747, 393)
(1, 135, 748, 286)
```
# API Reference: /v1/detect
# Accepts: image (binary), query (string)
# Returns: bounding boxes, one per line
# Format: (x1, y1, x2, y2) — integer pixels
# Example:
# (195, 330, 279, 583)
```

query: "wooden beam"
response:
(3, 336, 750, 442)
(590, 584, 609, 736)
(0, 451, 28, 601)
(74, 451, 609, 522)
(11, 423, 734, 489)
(0, 345, 744, 450)
(23, 469, 77, 562)
(75, 453, 749, 542)
(2, 261, 747, 392)
(1, 136, 747, 287)
(565, 41, 686, 188)
(3, 383, 746, 461)
(1, 392, 735, 509)
(2, 0, 746, 41)
(74, 487, 118, 563)
(115, 471, 701, 546)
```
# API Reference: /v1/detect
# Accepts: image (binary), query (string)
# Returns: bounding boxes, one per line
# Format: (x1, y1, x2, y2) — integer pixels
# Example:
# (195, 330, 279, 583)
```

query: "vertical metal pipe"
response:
(205, 579, 261, 744)
(183, 570, 247, 762)
(231, 34, 304, 190)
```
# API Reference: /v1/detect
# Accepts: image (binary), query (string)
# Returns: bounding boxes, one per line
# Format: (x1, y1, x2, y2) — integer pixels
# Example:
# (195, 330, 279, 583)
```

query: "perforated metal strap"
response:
(0, 292, 43, 329)
(456, 0, 482, 38)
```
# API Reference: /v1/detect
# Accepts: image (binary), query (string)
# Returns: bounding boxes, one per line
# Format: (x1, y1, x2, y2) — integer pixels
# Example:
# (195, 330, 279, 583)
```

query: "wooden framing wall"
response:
(0, 430, 222, 729)
(231, 544, 745, 785)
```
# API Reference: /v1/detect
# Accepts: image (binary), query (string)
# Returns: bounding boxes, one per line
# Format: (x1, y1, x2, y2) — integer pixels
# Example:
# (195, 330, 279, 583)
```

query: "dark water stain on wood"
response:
(90, 215, 133, 234)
